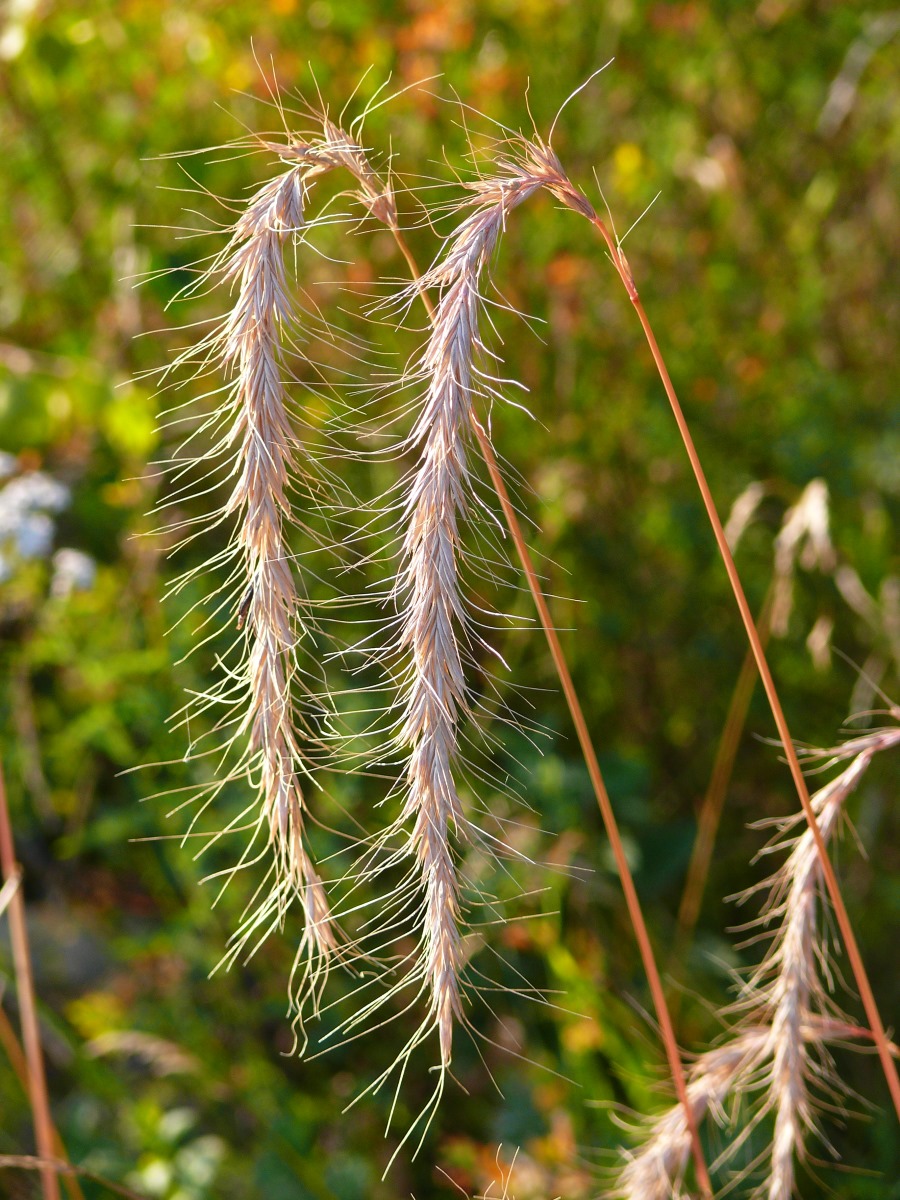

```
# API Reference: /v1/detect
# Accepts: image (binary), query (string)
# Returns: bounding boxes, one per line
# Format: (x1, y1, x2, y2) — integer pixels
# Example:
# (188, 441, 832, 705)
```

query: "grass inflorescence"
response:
(152, 71, 899, 1194)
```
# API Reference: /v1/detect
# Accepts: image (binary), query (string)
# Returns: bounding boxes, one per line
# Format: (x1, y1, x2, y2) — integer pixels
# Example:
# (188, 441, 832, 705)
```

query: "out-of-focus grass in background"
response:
(0, 2, 897, 1196)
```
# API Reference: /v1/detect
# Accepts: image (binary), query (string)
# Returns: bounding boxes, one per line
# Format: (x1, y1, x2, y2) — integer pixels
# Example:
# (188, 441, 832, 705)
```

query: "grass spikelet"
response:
(160, 85, 422, 994)
(745, 719, 900, 1198)
(223, 163, 335, 956)
(162, 135, 342, 992)
(326, 159, 570, 1101)
(611, 716, 900, 1198)
(389, 169, 548, 1072)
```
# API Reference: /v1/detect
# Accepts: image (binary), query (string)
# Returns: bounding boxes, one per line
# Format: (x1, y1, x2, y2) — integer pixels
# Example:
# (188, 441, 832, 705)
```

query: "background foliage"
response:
(1, 1, 898, 1196)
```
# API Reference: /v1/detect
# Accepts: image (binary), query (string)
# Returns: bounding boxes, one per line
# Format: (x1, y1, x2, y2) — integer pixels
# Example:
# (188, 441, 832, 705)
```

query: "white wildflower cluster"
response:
(0, 464, 95, 595)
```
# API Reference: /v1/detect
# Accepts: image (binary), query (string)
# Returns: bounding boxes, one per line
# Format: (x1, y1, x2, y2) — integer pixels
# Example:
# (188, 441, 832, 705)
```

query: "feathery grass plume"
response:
(615, 1031, 769, 1200)
(160, 133, 347, 995)
(747, 779, 852, 1199)
(770, 479, 836, 637)
(746, 718, 900, 1198)
(163, 93, 450, 1036)
(357, 130, 620, 1072)
(611, 716, 900, 1198)
(365, 164, 561, 1082)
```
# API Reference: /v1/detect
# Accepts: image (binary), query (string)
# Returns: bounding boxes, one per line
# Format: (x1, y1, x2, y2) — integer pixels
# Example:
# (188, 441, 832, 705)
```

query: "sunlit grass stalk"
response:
(490, 130, 900, 1121)
(622, 287, 900, 1119)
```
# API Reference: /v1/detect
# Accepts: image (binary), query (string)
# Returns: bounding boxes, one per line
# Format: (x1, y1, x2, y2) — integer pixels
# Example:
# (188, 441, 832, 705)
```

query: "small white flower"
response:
(0, 471, 70, 515)
(51, 547, 96, 597)
(14, 511, 54, 559)
(0, 470, 73, 574)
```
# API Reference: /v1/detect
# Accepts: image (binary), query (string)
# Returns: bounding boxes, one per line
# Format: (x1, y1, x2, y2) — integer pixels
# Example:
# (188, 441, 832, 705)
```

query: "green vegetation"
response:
(1, 3, 898, 1197)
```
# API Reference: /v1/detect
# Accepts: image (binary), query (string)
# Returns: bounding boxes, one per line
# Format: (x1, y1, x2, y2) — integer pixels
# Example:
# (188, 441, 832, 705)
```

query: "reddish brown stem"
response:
(0, 1006, 84, 1200)
(0, 1157, 147, 1200)
(390, 223, 713, 1199)
(0, 762, 61, 1200)
(471, 422, 713, 1198)
(596, 229, 900, 1122)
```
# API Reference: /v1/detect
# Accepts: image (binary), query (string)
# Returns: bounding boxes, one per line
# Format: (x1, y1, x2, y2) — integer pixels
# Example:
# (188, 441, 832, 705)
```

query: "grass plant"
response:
(142, 72, 899, 1197)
